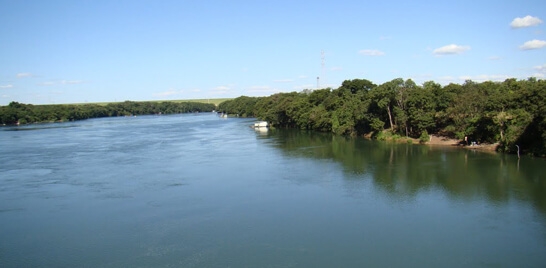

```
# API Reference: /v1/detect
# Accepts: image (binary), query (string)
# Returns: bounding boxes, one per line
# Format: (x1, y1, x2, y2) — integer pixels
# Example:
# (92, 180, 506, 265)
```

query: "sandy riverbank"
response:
(426, 135, 499, 152)
(362, 132, 499, 152)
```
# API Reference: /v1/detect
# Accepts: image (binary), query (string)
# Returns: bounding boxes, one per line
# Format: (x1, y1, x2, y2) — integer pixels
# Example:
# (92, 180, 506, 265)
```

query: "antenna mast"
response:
(321, 50, 325, 89)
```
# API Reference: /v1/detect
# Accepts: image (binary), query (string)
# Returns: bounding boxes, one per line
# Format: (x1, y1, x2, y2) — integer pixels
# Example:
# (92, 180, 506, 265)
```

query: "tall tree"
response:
(371, 79, 398, 132)
(339, 79, 377, 94)
(407, 83, 436, 136)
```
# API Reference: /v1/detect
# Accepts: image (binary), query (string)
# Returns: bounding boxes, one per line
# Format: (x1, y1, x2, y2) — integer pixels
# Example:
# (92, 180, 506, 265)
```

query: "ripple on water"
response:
(0, 208, 26, 213)
(0, 168, 54, 179)
(0, 169, 56, 193)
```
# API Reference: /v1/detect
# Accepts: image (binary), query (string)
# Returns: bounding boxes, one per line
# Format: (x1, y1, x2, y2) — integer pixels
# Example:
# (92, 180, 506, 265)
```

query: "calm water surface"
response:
(1, 113, 545, 267)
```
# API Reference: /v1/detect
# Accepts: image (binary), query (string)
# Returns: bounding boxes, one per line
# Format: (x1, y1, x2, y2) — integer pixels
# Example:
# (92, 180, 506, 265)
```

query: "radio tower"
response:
(320, 50, 325, 89)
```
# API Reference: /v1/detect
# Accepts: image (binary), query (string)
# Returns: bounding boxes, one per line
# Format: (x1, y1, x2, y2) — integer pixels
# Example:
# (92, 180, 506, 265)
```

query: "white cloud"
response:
(330, 66, 343, 71)
(39, 81, 56, 86)
(39, 80, 85, 86)
(0, 84, 13, 89)
(273, 79, 294, 83)
(16, 72, 33, 78)
(244, 85, 293, 95)
(358, 49, 385, 56)
(407, 73, 433, 83)
(298, 75, 308, 79)
(247, 86, 271, 93)
(213, 85, 231, 92)
(293, 84, 315, 90)
(432, 44, 470, 55)
(153, 88, 184, 97)
(534, 64, 546, 71)
(510, 15, 543, 28)
(61, 80, 84, 85)
(519, 39, 546, 50)
(436, 74, 511, 85)
(458, 74, 510, 82)
(488, 56, 501, 60)
(437, 76, 456, 83)
(534, 64, 546, 77)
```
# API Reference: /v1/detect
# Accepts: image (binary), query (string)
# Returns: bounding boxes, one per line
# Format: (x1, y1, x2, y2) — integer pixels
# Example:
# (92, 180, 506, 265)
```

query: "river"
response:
(1, 113, 545, 267)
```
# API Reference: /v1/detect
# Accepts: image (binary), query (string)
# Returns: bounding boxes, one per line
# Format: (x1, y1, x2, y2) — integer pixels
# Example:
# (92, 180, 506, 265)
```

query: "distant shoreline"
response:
(3, 98, 233, 107)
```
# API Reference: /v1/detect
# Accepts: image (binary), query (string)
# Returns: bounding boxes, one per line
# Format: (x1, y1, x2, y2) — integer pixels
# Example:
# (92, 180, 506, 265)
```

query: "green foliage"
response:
(407, 84, 436, 135)
(217, 96, 258, 117)
(374, 131, 388, 141)
(391, 134, 402, 141)
(339, 79, 377, 94)
(369, 117, 385, 132)
(419, 130, 430, 144)
(308, 105, 331, 132)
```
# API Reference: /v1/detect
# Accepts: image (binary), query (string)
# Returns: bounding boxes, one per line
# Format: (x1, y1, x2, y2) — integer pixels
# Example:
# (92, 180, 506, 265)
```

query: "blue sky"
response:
(1, 0, 545, 105)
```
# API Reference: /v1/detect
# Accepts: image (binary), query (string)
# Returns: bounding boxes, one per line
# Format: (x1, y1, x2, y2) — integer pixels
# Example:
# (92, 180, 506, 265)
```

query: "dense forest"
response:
(0, 100, 216, 125)
(218, 78, 546, 157)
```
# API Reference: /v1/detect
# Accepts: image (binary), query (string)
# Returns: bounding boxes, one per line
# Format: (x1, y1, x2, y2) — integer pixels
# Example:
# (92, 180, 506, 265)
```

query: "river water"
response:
(1, 113, 545, 267)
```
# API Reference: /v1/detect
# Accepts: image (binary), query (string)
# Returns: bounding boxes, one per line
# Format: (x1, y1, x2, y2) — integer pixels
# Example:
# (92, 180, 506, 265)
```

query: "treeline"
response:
(0, 100, 216, 125)
(218, 78, 546, 156)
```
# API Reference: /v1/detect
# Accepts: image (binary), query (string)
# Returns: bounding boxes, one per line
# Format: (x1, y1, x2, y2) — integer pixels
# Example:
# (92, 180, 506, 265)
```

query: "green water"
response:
(1, 113, 545, 267)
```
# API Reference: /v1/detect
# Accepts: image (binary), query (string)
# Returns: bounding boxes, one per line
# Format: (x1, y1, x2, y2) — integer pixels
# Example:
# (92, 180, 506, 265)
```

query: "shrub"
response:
(419, 130, 430, 144)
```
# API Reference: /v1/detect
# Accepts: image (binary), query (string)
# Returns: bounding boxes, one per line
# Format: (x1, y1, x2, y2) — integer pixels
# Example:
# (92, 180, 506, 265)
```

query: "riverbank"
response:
(426, 134, 499, 152)
(363, 132, 499, 152)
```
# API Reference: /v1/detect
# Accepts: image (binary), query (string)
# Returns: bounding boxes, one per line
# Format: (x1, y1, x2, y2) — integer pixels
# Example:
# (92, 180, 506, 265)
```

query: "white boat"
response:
(252, 121, 268, 128)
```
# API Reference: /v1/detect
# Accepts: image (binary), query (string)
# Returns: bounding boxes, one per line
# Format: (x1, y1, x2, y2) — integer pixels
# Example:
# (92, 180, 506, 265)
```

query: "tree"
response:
(339, 79, 377, 94)
(407, 83, 436, 136)
(370, 80, 396, 132)
(395, 79, 417, 136)
(330, 88, 367, 135)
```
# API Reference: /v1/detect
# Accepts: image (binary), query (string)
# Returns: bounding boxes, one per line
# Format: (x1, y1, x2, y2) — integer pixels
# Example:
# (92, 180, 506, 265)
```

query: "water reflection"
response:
(264, 128, 546, 218)
(2, 114, 545, 267)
